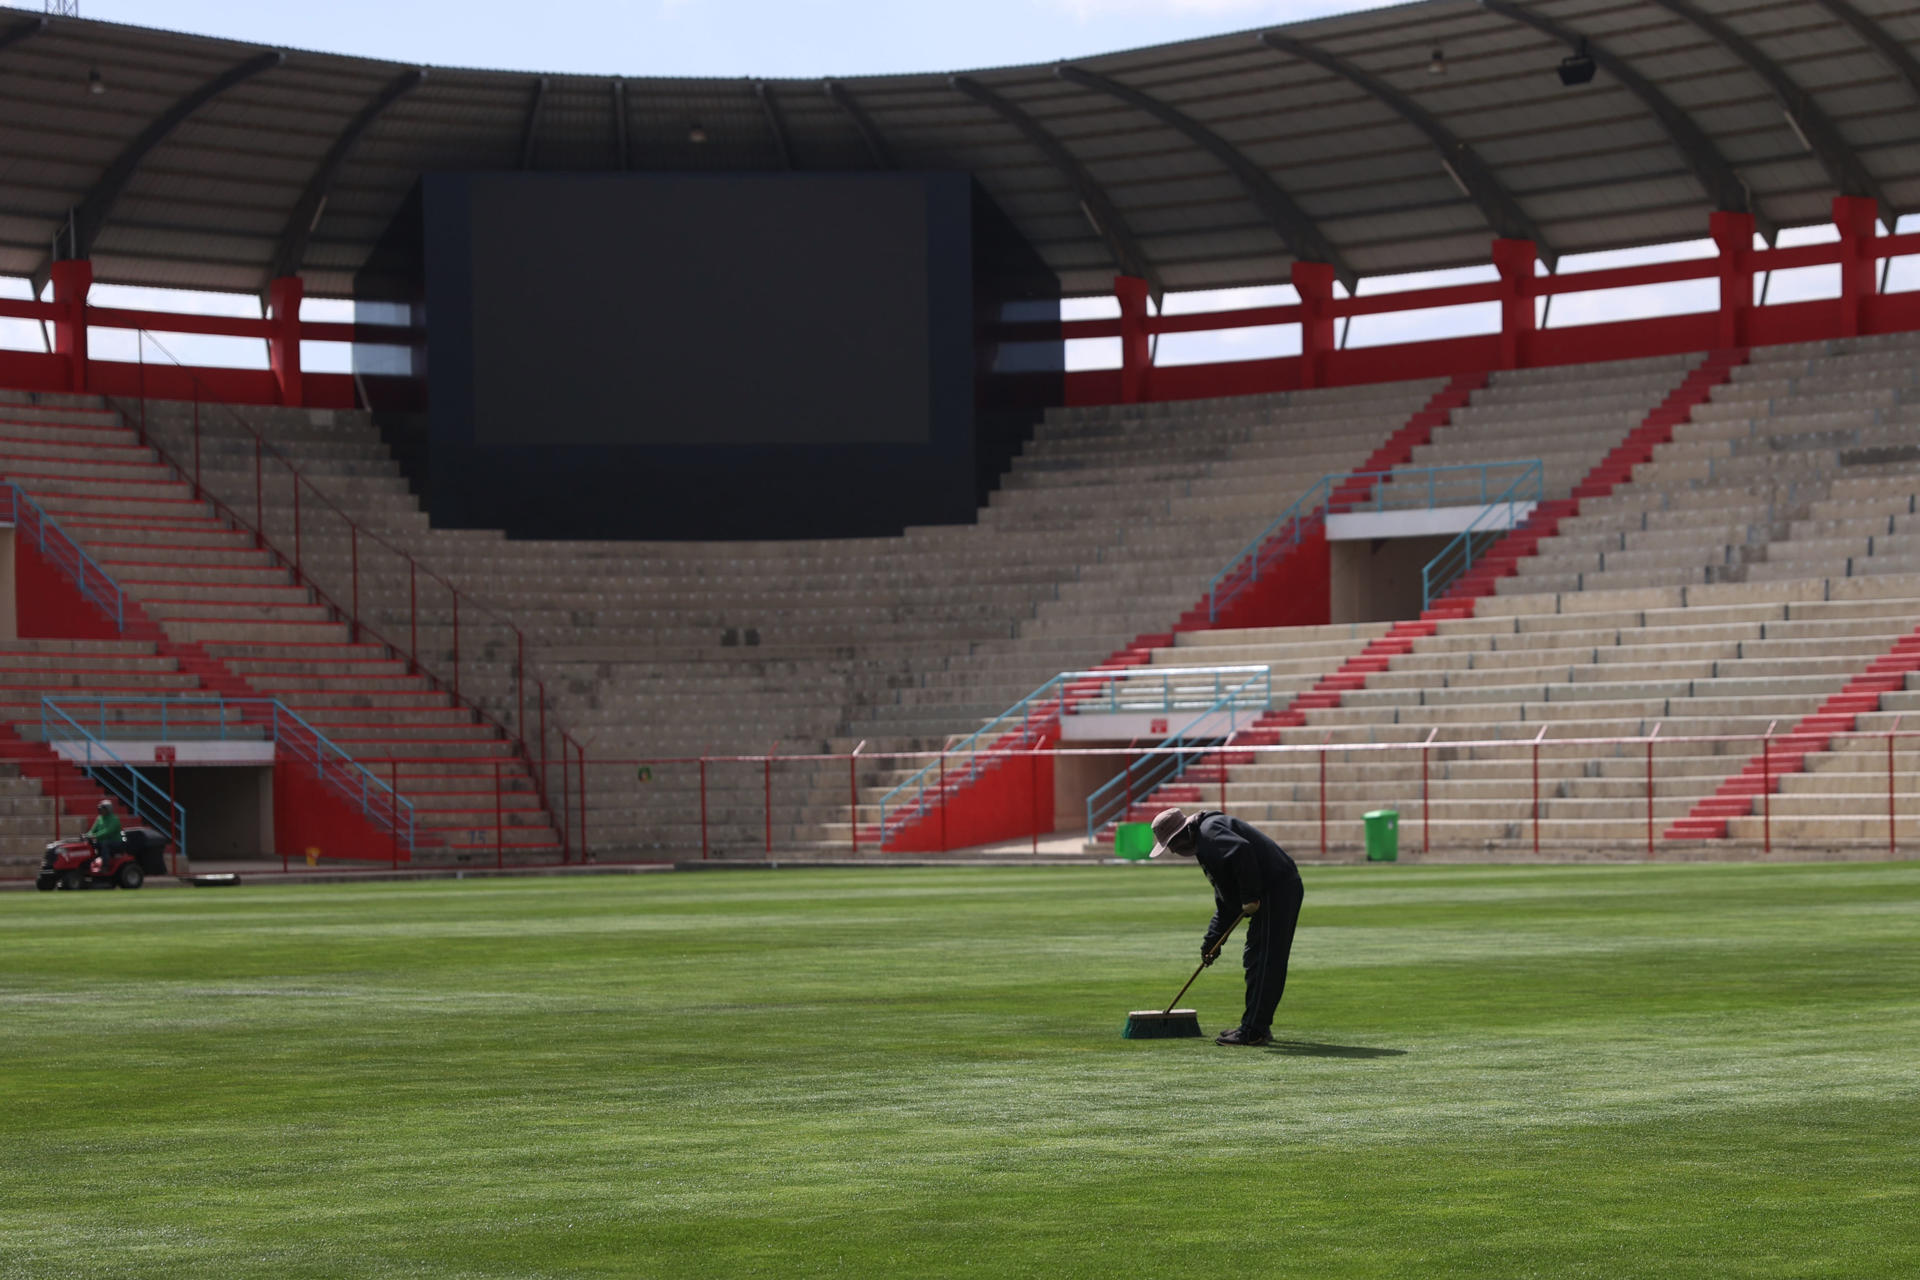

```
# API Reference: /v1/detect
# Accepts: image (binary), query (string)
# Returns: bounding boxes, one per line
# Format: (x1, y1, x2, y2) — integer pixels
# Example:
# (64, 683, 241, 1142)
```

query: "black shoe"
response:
(1215, 1027, 1272, 1047)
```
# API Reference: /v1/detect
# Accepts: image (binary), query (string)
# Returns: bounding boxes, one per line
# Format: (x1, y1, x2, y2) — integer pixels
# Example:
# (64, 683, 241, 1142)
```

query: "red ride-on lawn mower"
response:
(36, 828, 171, 891)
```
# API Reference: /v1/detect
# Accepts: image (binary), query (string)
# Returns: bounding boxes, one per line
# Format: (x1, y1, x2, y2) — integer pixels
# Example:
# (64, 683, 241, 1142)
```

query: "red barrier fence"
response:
(557, 723, 1920, 865)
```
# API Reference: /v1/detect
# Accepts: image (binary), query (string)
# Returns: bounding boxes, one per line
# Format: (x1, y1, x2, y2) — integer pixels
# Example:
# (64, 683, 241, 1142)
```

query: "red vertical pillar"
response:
(48, 259, 92, 393)
(1833, 195, 1879, 339)
(1114, 274, 1151, 403)
(1490, 238, 1536, 371)
(267, 275, 305, 407)
(1709, 210, 1755, 349)
(1291, 260, 1335, 390)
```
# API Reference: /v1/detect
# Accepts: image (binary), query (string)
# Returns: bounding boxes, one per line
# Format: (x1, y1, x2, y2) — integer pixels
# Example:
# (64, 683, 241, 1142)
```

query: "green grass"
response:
(3, 863, 1919, 1278)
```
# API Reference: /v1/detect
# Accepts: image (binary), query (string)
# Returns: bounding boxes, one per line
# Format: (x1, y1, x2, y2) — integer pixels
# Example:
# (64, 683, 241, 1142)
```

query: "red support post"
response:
(1029, 747, 1039, 855)
(1531, 735, 1541, 857)
(192, 393, 202, 499)
(1889, 721, 1900, 858)
(699, 757, 709, 860)
(516, 632, 525, 739)
(1421, 727, 1436, 856)
(349, 523, 358, 643)
(293, 473, 301, 578)
(1710, 210, 1755, 349)
(390, 758, 400, 870)
(1292, 260, 1335, 390)
(1491, 238, 1537, 370)
(577, 740, 587, 862)
(1763, 731, 1773, 856)
(1833, 194, 1879, 338)
(1646, 736, 1655, 859)
(495, 758, 504, 870)
(560, 744, 571, 863)
(764, 753, 772, 855)
(1318, 743, 1328, 857)
(267, 275, 305, 408)
(1115, 274, 1152, 403)
(48, 258, 91, 393)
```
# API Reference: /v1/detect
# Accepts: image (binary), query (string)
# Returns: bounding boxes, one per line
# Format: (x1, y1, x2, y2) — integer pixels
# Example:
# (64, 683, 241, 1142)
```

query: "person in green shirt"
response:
(86, 800, 122, 850)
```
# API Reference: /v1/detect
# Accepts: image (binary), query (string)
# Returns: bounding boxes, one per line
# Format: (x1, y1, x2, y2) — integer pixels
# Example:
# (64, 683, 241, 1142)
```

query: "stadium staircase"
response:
(0, 389, 559, 863)
(875, 373, 1485, 851)
(1093, 351, 1750, 846)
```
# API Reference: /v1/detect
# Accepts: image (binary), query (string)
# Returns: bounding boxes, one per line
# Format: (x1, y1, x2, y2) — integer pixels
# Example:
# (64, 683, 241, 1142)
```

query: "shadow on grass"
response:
(1266, 1040, 1406, 1059)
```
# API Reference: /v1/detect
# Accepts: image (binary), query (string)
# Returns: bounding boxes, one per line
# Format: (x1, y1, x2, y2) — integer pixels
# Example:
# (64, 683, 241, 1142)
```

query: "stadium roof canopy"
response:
(3, 0, 1919, 300)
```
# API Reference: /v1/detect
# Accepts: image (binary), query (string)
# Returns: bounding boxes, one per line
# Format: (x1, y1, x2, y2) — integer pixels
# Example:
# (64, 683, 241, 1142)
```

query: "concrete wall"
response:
(1330, 534, 1452, 624)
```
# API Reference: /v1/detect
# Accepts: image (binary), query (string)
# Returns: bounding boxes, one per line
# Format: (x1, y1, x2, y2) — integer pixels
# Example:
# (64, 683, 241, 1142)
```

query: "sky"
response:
(0, 0, 1888, 370)
(21, 0, 1393, 78)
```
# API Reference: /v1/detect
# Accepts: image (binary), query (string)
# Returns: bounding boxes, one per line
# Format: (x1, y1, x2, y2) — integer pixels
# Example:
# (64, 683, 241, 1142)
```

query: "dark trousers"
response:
(1240, 873, 1303, 1035)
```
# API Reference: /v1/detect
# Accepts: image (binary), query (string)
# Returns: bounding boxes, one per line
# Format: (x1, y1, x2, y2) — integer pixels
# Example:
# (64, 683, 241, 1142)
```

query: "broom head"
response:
(1123, 1009, 1202, 1039)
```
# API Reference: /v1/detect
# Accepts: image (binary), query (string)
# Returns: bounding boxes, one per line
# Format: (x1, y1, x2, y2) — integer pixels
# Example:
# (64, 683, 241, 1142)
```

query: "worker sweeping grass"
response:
(1149, 805, 1304, 1047)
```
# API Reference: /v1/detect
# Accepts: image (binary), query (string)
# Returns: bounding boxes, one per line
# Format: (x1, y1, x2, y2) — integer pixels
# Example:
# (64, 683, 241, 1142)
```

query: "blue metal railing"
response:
(1340, 459, 1542, 514)
(1, 482, 125, 632)
(876, 670, 1094, 844)
(877, 664, 1273, 844)
(1084, 669, 1270, 841)
(1420, 459, 1546, 609)
(42, 701, 187, 859)
(1204, 475, 1335, 624)
(1060, 664, 1271, 715)
(41, 695, 415, 854)
(1203, 461, 1545, 623)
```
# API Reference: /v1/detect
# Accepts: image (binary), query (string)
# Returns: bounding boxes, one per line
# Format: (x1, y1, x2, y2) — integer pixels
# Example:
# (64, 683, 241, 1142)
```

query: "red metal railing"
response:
(561, 724, 1920, 864)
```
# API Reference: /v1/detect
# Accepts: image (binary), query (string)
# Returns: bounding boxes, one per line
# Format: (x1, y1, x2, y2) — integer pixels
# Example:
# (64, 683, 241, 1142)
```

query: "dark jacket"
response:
(1191, 811, 1299, 951)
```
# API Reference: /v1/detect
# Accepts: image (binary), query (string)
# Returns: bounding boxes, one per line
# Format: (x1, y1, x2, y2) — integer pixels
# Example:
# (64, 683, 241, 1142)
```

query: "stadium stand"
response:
(1102, 334, 1920, 855)
(4, 5, 1920, 868)
(0, 389, 555, 861)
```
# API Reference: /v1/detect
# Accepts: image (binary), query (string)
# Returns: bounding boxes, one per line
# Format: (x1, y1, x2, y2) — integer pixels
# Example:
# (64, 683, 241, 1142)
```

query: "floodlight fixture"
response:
(1557, 41, 1596, 86)
(1427, 48, 1446, 76)
(86, 67, 105, 95)
(687, 122, 708, 144)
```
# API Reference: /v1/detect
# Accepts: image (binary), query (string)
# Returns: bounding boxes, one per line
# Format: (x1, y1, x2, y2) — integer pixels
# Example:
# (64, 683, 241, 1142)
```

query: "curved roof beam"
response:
(1640, 0, 1893, 219)
(755, 82, 793, 169)
(950, 74, 1164, 298)
(43, 48, 283, 275)
(1053, 62, 1354, 289)
(0, 16, 47, 53)
(1478, 0, 1772, 242)
(1802, 0, 1920, 105)
(823, 80, 891, 168)
(1258, 31, 1555, 268)
(519, 76, 548, 169)
(267, 67, 426, 285)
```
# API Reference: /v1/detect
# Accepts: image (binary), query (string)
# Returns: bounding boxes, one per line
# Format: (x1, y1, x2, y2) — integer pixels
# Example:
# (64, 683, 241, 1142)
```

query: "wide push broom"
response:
(1122, 913, 1242, 1039)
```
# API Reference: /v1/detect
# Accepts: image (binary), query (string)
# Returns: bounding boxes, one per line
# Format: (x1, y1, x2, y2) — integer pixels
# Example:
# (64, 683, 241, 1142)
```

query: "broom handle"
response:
(1162, 913, 1243, 1014)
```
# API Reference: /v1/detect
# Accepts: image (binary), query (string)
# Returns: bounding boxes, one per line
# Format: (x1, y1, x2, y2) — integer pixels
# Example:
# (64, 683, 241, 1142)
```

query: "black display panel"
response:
(360, 172, 1059, 542)
(467, 174, 933, 448)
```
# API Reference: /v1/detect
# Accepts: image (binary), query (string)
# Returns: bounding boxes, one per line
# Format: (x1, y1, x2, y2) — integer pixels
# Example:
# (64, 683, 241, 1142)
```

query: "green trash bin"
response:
(1363, 810, 1400, 862)
(1114, 821, 1155, 861)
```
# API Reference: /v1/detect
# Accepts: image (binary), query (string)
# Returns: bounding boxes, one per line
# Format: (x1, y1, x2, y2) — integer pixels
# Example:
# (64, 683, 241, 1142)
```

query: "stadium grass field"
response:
(3, 862, 1918, 1279)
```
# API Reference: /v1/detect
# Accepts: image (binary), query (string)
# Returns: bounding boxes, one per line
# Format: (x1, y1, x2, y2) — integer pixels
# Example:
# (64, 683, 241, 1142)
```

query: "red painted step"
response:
(1664, 622, 1920, 840)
